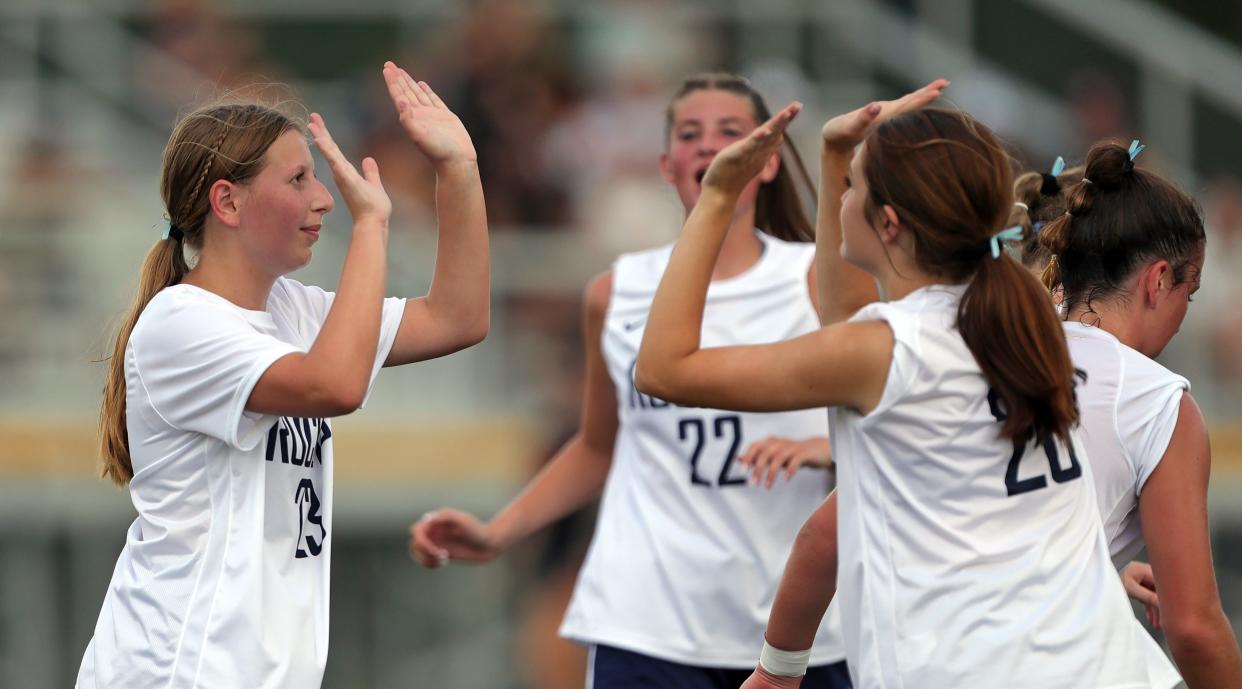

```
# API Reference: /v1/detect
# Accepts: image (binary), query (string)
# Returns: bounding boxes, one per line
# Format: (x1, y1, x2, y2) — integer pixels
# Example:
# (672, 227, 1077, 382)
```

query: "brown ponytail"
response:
(99, 239, 191, 484)
(862, 108, 1077, 443)
(666, 73, 815, 242)
(99, 103, 299, 485)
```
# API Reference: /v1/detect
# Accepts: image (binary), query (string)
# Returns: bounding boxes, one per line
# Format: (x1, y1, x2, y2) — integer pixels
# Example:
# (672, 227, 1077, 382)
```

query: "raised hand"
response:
(308, 112, 391, 225)
(408, 508, 501, 569)
(738, 436, 832, 489)
(382, 61, 478, 167)
(821, 78, 949, 154)
(701, 101, 802, 198)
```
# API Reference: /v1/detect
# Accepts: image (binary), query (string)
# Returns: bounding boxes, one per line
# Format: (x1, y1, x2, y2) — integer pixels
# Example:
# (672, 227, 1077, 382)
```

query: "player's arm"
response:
(249, 113, 390, 418)
(382, 63, 490, 366)
(767, 491, 839, 650)
(635, 103, 891, 415)
(1139, 393, 1242, 689)
(636, 183, 892, 415)
(409, 272, 619, 567)
(813, 122, 878, 326)
(814, 81, 947, 326)
(740, 492, 839, 688)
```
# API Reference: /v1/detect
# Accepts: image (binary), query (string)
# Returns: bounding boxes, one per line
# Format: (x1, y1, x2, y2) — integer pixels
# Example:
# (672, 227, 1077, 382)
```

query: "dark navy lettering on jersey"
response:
(264, 417, 331, 469)
(627, 359, 695, 411)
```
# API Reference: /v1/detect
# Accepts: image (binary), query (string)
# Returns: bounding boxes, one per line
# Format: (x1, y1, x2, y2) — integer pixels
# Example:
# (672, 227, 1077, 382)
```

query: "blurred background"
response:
(2, 0, 1242, 687)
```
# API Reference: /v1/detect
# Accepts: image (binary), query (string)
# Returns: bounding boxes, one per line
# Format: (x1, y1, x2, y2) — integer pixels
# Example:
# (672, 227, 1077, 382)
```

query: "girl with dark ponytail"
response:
(1036, 140, 1241, 688)
(636, 85, 1178, 689)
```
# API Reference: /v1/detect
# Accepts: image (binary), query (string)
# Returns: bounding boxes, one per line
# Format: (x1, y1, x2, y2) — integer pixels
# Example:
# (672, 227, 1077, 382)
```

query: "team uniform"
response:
(560, 231, 850, 688)
(828, 284, 1178, 689)
(77, 278, 405, 689)
(1066, 322, 1189, 687)
(1064, 322, 1190, 569)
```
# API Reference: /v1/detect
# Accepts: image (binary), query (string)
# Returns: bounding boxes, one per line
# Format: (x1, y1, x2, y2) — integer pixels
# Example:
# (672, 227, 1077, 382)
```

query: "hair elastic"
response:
(160, 219, 184, 242)
(1050, 156, 1066, 177)
(1127, 139, 1146, 161)
(1014, 202, 1029, 211)
(987, 225, 1024, 259)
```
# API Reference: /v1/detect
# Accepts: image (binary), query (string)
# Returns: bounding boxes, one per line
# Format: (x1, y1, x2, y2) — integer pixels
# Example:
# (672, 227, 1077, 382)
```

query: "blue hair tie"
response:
(988, 225, 1024, 259)
(160, 219, 184, 242)
(1050, 156, 1066, 177)
(1127, 139, 1146, 161)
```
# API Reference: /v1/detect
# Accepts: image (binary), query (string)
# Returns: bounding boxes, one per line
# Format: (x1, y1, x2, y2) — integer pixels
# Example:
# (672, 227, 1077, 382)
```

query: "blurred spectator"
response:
(0, 130, 81, 310)
(436, 0, 580, 229)
(0, 129, 84, 370)
(1066, 69, 1131, 150)
(134, 0, 288, 118)
(1202, 177, 1242, 380)
(1159, 175, 1242, 412)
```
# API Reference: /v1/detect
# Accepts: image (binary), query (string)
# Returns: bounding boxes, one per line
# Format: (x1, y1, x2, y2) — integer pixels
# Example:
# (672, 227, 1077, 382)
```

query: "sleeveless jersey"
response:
(1064, 322, 1189, 569)
(560, 231, 846, 668)
(77, 278, 405, 689)
(828, 284, 1178, 689)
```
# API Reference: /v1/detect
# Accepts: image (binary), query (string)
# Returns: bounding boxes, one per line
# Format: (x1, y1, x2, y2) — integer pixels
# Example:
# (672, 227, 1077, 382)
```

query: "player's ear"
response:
(209, 180, 244, 228)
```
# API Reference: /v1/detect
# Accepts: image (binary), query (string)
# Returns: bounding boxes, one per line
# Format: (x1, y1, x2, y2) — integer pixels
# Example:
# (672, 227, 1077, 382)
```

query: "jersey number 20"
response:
(987, 389, 1083, 496)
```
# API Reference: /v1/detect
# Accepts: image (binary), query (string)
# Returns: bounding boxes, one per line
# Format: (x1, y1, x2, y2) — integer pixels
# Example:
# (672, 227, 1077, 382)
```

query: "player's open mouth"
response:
(694, 169, 707, 185)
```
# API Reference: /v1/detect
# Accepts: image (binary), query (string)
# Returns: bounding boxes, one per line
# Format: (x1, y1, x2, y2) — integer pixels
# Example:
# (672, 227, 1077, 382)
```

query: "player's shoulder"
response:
(584, 270, 613, 320)
(612, 242, 676, 290)
(136, 284, 241, 330)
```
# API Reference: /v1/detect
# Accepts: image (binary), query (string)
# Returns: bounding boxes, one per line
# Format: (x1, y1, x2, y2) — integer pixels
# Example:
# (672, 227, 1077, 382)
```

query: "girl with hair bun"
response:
(636, 86, 1179, 689)
(1037, 140, 1242, 689)
(1008, 157, 1084, 272)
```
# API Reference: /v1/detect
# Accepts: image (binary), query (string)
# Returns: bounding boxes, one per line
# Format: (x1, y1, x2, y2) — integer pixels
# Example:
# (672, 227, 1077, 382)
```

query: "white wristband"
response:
(759, 638, 811, 677)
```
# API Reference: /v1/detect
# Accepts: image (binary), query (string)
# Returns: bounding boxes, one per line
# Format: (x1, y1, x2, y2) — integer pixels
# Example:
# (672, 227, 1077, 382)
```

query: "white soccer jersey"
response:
(1064, 322, 1189, 569)
(560, 231, 846, 668)
(828, 284, 1177, 689)
(77, 278, 405, 689)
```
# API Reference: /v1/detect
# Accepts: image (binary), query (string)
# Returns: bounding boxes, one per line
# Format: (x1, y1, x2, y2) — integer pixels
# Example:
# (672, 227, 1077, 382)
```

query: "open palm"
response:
(821, 78, 949, 153)
(383, 61, 477, 166)
(308, 112, 391, 224)
(702, 101, 802, 197)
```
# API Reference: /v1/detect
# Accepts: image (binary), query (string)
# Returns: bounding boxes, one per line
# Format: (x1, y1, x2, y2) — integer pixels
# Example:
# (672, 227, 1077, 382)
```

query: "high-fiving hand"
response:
(382, 61, 478, 168)
(701, 101, 802, 198)
(821, 79, 949, 154)
(308, 112, 391, 226)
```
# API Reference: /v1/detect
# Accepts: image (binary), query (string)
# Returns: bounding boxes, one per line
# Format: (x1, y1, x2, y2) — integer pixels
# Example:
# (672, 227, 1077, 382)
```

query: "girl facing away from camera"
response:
(1033, 140, 1242, 689)
(409, 73, 854, 689)
(79, 62, 489, 689)
(634, 85, 1180, 689)
(747, 140, 1242, 689)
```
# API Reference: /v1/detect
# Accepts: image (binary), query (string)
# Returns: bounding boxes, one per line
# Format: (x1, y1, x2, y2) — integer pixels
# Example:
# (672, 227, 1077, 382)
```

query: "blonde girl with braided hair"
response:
(79, 62, 489, 689)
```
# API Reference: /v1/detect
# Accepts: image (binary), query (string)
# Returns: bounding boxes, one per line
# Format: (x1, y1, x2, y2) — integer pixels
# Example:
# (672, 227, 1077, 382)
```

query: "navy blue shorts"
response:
(588, 644, 852, 689)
